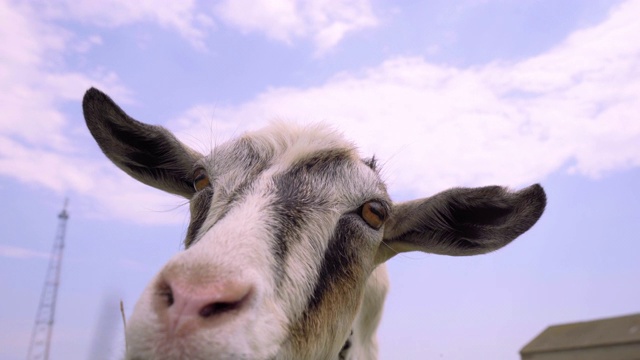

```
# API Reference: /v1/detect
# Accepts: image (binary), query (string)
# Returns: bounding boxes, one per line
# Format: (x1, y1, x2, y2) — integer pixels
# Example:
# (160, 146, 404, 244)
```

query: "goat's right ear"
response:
(83, 88, 200, 198)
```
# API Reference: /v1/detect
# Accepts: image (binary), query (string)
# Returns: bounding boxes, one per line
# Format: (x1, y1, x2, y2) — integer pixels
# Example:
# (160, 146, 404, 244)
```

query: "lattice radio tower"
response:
(26, 200, 69, 360)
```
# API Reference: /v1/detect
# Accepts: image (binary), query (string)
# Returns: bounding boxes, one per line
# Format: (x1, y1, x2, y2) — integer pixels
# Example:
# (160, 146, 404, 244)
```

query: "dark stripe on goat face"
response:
(306, 215, 364, 311)
(271, 149, 353, 286)
(185, 188, 213, 247)
(286, 214, 370, 354)
(232, 137, 270, 171)
(185, 137, 272, 246)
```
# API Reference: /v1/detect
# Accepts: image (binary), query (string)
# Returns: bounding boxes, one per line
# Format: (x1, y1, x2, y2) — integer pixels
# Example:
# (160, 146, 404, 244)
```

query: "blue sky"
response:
(1, 0, 639, 359)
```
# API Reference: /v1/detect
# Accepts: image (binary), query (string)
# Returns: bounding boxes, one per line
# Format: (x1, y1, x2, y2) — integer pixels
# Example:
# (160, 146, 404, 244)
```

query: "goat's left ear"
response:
(378, 184, 546, 261)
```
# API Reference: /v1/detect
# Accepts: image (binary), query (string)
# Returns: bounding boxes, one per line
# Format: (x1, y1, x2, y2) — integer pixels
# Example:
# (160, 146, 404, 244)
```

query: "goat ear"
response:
(378, 184, 546, 261)
(83, 88, 200, 198)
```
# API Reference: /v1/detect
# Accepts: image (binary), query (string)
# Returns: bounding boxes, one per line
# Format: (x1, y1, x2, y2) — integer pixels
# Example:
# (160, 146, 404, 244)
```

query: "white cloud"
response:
(2, 0, 639, 225)
(38, 0, 214, 50)
(74, 35, 103, 53)
(214, 0, 377, 54)
(0, 0, 130, 151)
(173, 0, 640, 197)
(27, 0, 376, 53)
(0, 245, 49, 259)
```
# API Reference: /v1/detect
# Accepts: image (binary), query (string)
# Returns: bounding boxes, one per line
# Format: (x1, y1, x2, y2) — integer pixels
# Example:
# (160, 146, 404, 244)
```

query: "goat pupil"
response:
(368, 202, 384, 218)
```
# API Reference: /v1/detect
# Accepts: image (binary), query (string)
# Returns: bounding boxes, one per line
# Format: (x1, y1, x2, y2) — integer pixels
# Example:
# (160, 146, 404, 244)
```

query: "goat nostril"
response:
(158, 281, 174, 307)
(199, 301, 239, 318)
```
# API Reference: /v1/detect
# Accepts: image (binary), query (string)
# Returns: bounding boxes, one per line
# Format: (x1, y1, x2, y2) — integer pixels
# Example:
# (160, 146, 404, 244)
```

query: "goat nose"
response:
(156, 276, 252, 335)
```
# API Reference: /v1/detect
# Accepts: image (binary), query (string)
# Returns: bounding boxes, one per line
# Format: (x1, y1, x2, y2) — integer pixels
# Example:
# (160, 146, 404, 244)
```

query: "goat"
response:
(82, 87, 546, 360)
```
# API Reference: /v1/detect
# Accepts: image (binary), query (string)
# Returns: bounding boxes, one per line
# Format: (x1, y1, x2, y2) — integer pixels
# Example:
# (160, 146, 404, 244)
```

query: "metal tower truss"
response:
(26, 200, 69, 360)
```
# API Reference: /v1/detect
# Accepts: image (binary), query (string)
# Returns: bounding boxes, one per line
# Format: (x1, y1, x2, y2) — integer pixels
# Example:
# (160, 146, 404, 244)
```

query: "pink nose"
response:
(156, 276, 252, 335)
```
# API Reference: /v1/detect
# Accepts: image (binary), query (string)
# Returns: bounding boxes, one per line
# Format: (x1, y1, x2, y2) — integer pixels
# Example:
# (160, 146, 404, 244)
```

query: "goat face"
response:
(83, 88, 546, 360)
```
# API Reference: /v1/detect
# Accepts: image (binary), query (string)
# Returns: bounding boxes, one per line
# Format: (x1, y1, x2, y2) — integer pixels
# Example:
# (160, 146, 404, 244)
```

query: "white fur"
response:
(125, 123, 389, 360)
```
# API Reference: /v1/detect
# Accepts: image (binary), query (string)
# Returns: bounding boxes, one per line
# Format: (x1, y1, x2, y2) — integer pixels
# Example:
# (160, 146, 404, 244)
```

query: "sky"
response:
(1, 0, 639, 359)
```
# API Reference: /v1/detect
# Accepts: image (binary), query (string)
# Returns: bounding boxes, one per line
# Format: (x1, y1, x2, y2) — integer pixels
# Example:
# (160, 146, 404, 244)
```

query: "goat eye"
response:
(193, 168, 210, 191)
(360, 201, 387, 230)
